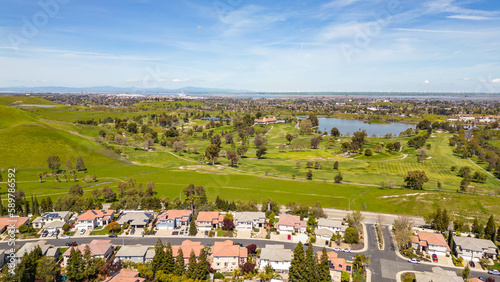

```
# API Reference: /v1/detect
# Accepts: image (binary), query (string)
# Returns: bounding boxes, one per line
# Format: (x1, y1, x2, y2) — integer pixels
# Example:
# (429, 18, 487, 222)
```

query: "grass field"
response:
(0, 95, 56, 105)
(0, 96, 499, 221)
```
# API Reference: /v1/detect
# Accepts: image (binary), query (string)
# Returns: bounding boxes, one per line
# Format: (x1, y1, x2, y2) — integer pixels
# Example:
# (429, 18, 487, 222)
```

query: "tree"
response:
(226, 150, 239, 167)
(334, 172, 343, 183)
(164, 242, 175, 274)
(194, 249, 209, 280)
(76, 157, 86, 171)
(318, 248, 331, 282)
(102, 186, 117, 202)
(66, 160, 73, 171)
(256, 146, 268, 159)
(189, 218, 197, 236)
(289, 242, 306, 281)
(69, 184, 84, 196)
(472, 171, 487, 183)
(385, 142, 395, 152)
(394, 141, 401, 151)
(173, 140, 186, 154)
(341, 271, 351, 282)
(224, 133, 233, 144)
(174, 248, 185, 276)
(246, 244, 257, 255)
(222, 218, 235, 231)
(310, 136, 322, 149)
(205, 144, 220, 165)
(353, 254, 371, 272)
(152, 239, 165, 274)
(186, 250, 197, 280)
(47, 155, 61, 171)
(211, 134, 222, 147)
(347, 210, 363, 233)
(127, 122, 138, 133)
(299, 119, 313, 134)
(333, 161, 339, 169)
(351, 130, 367, 149)
(241, 262, 256, 274)
(331, 127, 340, 137)
(306, 170, 313, 180)
(344, 227, 360, 244)
(462, 265, 470, 280)
(237, 145, 248, 156)
(286, 133, 294, 144)
(36, 256, 59, 282)
(403, 170, 428, 190)
(253, 135, 265, 148)
(304, 243, 317, 281)
(485, 215, 496, 241)
(107, 222, 121, 233)
(66, 248, 85, 281)
(472, 218, 484, 236)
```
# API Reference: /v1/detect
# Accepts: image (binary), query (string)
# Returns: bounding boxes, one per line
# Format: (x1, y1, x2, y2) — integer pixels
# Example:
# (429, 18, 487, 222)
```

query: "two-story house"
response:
(62, 240, 114, 267)
(233, 212, 266, 230)
(196, 211, 224, 231)
(0, 217, 30, 233)
(32, 211, 72, 229)
(411, 231, 451, 256)
(115, 245, 149, 263)
(156, 210, 192, 229)
(276, 214, 306, 234)
(116, 210, 153, 229)
(258, 244, 293, 274)
(172, 240, 205, 263)
(453, 236, 498, 262)
(317, 218, 347, 236)
(74, 210, 114, 231)
(211, 240, 248, 272)
(318, 251, 353, 282)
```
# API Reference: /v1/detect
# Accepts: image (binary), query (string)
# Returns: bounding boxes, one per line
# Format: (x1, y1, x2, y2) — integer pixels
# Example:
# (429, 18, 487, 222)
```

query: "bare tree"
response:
(393, 215, 414, 249)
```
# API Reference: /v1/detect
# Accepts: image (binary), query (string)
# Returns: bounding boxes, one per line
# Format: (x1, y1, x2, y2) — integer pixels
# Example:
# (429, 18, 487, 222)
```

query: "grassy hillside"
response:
(0, 105, 38, 129)
(0, 95, 56, 105)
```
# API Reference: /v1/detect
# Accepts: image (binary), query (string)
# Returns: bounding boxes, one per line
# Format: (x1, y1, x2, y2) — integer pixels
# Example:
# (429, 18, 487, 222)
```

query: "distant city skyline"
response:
(1, 0, 500, 93)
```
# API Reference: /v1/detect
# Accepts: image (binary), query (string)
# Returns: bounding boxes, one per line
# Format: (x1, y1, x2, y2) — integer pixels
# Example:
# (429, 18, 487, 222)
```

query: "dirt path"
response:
(467, 157, 500, 181)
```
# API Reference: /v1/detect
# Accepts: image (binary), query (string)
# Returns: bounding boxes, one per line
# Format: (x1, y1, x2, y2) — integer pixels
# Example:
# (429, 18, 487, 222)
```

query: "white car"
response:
(408, 258, 420, 264)
(488, 269, 500, 275)
(60, 235, 70, 239)
(342, 248, 351, 253)
(80, 229, 86, 235)
(334, 248, 341, 252)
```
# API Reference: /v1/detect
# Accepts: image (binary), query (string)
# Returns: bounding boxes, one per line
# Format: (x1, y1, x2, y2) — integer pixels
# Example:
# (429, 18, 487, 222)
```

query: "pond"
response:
(318, 117, 414, 137)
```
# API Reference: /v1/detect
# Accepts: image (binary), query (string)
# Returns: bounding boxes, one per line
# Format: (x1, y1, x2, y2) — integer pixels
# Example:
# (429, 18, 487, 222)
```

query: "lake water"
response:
(318, 117, 414, 137)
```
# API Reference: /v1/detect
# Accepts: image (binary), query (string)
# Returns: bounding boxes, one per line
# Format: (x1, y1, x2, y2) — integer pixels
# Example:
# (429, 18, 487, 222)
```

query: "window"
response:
(346, 265, 351, 272)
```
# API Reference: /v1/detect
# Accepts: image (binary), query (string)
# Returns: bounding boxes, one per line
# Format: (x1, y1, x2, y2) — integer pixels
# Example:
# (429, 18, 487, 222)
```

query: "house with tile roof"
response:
(74, 210, 114, 230)
(156, 210, 192, 229)
(115, 245, 149, 263)
(14, 240, 60, 263)
(196, 211, 224, 231)
(233, 212, 266, 230)
(62, 239, 114, 266)
(0, 217, 30, 233)
(211, 240, 248, 272)
(116, 211, 153, 229)
(32, 211, 72, 229)
(172, 240, 205, 263)
(317, 251, 353, 282)
(103, 269, 145, 282)
(258, 244, 293, 274)
(276, 214, 306, 234)
(317, 218, 347, 236)
(411, 231, 451, 256)
(453, 236, 498, 262)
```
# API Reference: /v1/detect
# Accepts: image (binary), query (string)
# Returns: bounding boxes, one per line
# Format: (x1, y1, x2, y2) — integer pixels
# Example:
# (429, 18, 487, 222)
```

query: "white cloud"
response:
(322, 0, 361, 9)
(423, 80, 430, 84)
(393, 28, 473, 34)
(172, 78, 189, 82)
(447, 15, 495, 20)
(491, 78, 500, 83)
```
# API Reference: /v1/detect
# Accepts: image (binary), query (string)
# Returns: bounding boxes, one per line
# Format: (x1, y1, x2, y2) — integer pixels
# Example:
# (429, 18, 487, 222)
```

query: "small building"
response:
(74, 210, 115, 230)
(62, 240, 114, 266)
(196, 211, 224, 231)
(453, 236, 498, 262)
(115, 245, 149, 263)
(103, 269, 145, 282)
(411, 231, 450, 256)
(32, 211, 72, 229)
(233, 212, 266, 230)
(276, 214, 306, 234)
(318, 251, 353, 282)
(14, 240, 59, 263)
(211, 240, 248, 272)
(156, 210, 192, 229)
(317, 218, 347, 236)
(259, 245, 293, 274)
(116, 211, 153, 229)
(0, 217, 30, 233)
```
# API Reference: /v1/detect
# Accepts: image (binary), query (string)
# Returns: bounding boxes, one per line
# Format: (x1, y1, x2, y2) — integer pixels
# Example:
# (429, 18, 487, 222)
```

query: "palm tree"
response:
(353, 254, 371, 272)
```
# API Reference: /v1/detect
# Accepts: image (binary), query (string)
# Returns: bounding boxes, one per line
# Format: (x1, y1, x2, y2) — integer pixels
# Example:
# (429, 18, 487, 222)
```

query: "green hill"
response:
(0, 95, 56, 105)
(0, 105, 39, 129)
(0, 123, 122, 169)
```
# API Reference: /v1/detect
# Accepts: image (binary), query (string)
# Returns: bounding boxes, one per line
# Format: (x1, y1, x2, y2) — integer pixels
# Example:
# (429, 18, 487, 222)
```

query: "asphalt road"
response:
(1, 228, 497, 281)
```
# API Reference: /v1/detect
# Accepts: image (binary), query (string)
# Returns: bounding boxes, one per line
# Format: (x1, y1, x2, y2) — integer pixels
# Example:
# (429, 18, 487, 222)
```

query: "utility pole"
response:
(348, 199, 350, 211)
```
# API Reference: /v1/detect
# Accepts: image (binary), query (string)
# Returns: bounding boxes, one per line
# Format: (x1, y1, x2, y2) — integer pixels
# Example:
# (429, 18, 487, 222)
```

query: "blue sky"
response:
(1, 0, 500, 92)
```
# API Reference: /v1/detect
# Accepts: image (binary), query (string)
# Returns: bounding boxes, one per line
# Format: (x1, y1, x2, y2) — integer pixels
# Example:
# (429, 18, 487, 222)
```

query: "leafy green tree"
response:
(318, 248, 331, 282)
(164, 242, 175, 274)
(334, 172, 343, 183)
(306, 170, 313, 180)
(194, 249, 209, 280)
(289, 242, 306, 281)
(237, 145, 248, 156)
(333, 161, 339, 169)
(304, 243, 317, 281)
(66, 248, 85, 281)
(36, 256, 59, 282)
(76, 157, 86, 171)
(286, 133, 294, 144)
(205, 144, 220, 165)
(353, 254, 371, 272)
(69, 184, 84, 196)
(174, 249, 185, 276)
(15, 245, 43, 282)
(344, 227, 360, 244)
(485, 215, 496, 241)
(403, 170, 428, 190)
(256, 146, 268, 159)
(47, 155, 61, 171)
(331, 127, 340, 137)
(189, 218, 197, 236)
(462, 265, 470, 280)
(152, 239, 165, 274)
(186, 250, 197, 280)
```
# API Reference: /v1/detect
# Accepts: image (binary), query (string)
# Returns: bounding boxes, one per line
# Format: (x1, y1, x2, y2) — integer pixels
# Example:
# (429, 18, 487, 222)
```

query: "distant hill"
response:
(0, 86, 254, 94)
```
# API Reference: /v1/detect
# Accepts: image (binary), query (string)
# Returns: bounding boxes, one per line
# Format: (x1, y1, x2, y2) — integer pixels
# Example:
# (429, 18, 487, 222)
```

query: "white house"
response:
(14, 240, 59, 263)
(317, 218, 347, 236)
(411, 231, 451, 256)
(32, 211, 72, 229)
(259, 245, 293, 274)
(211, 240, 248, 272)
(233, 212, 266, 230)
(62, 240, 114, 267)
(156, 210, 192, 229)
(196, 211, 223, 231)
(74, 210, 114, 230)
(276, 214, 306, 234)
(453, 236, 498, 262)
(116, 211, 153, 229)
(115, 245, 149, 263)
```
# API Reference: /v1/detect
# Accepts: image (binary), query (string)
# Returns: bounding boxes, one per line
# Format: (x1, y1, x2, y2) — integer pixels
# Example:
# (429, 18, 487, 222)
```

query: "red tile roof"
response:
(158, 210, 191, 221)
(104, 269, 145, 282)
(0, 217, 29, 230)
(417, 231, 450, 250)
(77, 210, 114, 221)
(63, 239, 113, 256)
(196, 212, 221, 224)
(317, 251, 353, 273)
(172, 240, 204, 259)
(212, 240, 248, 258)
(277, 214, 306, 228)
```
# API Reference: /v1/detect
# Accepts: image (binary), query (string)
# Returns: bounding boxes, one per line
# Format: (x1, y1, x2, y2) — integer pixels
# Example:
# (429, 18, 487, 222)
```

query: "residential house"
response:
(196, 211, 224, 231)
(14, 240, 60, 263)
(411, 231, 451, 256)
(233, 212, 266, 230)
(32, 211, 72, 229)
(145, 249, 155, 263)
(156, 210, 192, 229)
(317, 218, 347, 236)
(116, 211, 153, 229)
(103, 269, 145, 282)
(453, 236, 498, 262)
(44, 220, 66, 233)
(62, 240, 114, 266)
(211, 240, 248, 272)
(254, 117, 277, 125)
(258, 245, 293, 274)
(315, 228, 335, 242)
(318, 251, 353, 282)
(0, 217, 30, 233)
(414, 267, 462, 282)
(276, 214, 306, 234)
(172, 240, 205, 263)
(115, 245, 149, 263)
(74, 210, 115, 230)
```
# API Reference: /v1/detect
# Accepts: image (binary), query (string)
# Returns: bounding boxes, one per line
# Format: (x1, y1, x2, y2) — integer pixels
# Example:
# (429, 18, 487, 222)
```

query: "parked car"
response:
(469, 261, 475, 268)
(488, 269, 500, 275)
(48, 232, 54, 237)
(108, 234, 118, 238)
(408, 259, 420, 264)
(42, 231, 48, 237)
(80, 229, 86, 235)
(287, 234, 291, 240)
(60, 235, 70, 239)
(334, 248, 341, 252)
(478, 277, 486, 281)
(343, 248, 351, 253)
(66, 242, 77, 246)
(130, 229, 135, 235)
(432, 254, 438, 263)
